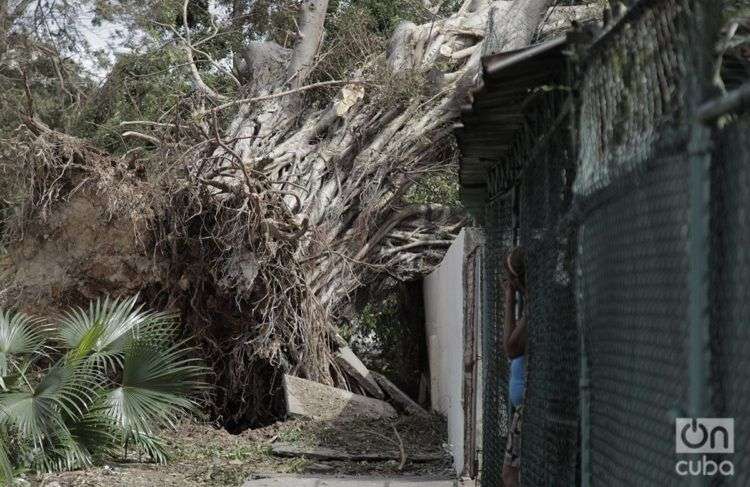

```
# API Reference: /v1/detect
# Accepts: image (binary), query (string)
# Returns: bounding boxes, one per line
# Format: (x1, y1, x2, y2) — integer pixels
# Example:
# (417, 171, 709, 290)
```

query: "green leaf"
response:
(0, 296, 204, 472)
(102, 340, 205, 441)
(0, 429, 12, 484)
(0, 361, 99, 445)
(0, 309, 49, 377)
(31, 409, 118, 472)
(57, 295, 178, 367)
(126, 431, 169, 464)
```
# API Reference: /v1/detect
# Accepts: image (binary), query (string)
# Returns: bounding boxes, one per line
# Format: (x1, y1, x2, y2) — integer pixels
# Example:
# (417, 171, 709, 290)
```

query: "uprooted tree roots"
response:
(0, 0, 590, 426)
(0, 119, 338, 426)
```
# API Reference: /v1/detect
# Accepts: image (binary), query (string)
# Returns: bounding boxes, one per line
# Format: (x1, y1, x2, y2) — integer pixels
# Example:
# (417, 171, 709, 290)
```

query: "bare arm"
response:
(503, 283, 527, 358)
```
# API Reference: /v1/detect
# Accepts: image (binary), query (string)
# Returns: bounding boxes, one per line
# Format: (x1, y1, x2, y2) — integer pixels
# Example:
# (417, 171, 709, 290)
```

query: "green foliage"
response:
(73, 48, 192, 152)
(0, 432, 11, 485)
(0, 296, 206, 480)
(0, 56, 92, 138)
(352, 298, 403, 351)
(340, 0, 461, 34)
(405, 170, 461, 207)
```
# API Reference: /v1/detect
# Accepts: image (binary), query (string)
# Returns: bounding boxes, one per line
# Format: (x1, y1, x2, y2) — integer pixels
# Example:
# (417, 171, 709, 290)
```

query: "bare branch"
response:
(120, 120, 187, 129)
(121, 131, 161, 145)
(197, 79, 370, 116)
(182, 0, 228, 101)
(381, 240, 453, 256)
(286, 0, 330, 89)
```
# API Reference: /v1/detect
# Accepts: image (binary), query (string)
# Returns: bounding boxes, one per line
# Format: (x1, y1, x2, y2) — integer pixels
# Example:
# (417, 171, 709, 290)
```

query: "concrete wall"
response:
(424, 229, 466, 474)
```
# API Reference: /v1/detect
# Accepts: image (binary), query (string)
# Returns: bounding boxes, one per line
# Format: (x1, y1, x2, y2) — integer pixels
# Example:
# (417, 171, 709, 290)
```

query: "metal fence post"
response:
(576, 227, 591, 487)
(685, 2, 718, 486)
(687, 116, 712, 487)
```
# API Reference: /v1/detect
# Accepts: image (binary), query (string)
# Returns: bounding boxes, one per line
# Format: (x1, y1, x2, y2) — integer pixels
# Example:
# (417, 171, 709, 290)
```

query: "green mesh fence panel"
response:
(575, 0, 690, 197)
(473, 76, 580, 484)
(574, 1, 711, 485)
(711, 113, 750, 486)
(518, 123, 579, 486)
(470, 1, 738, 485)
(576, 151, 691, 485)
(481, 193, 514, 486)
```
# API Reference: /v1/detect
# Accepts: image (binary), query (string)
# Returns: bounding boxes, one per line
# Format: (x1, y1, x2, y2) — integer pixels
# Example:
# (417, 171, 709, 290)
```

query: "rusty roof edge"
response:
(482, 36, 568, 77)
(458, 36, 570, 209)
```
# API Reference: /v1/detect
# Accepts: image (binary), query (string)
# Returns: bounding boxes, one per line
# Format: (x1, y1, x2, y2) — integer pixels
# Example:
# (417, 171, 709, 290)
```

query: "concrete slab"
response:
(388, 481, 457, 486)
(243, 477, 319, 486)
(242, 476, 460, 487)
(372, 371, 429, 416)
(284, 375, 396, 421)
(335, 346, 385, 399)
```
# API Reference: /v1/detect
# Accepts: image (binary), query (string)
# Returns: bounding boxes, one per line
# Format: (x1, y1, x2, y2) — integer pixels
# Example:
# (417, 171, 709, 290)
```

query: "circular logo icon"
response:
(681, 419, 709, 449)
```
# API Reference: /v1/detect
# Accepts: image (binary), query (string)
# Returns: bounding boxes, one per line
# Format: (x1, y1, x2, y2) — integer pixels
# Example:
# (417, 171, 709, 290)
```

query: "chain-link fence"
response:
(481, 192, 514, 486)
(573, 0, 735, 486)
(573, 1, 694, 485)
(467, 0, 748, 485)
(575, 151, 692, 485)
(517, 94, 579, 486)
(710, 112, 750, 486)
(478, 80, 579, 484)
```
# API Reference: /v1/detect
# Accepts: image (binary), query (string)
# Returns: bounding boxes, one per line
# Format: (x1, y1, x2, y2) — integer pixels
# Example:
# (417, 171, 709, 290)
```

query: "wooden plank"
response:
(371, 371, 429, 417)
(271, 443, 445, 463)
(283, 375, 396, 421)
(335, 346, 385, 399)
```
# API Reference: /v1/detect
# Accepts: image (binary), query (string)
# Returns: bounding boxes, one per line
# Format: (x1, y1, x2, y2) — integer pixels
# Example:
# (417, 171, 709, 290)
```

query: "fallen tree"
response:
(0, 0, 597, 426)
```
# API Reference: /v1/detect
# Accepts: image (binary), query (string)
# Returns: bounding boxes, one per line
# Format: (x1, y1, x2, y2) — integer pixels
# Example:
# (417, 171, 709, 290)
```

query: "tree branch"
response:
(354, 204, 451, 261)
(122, 131, 160, 145)
(182, 0, 228, 101)
(286, 0, 330, 89)
(197, 79, 369, 116)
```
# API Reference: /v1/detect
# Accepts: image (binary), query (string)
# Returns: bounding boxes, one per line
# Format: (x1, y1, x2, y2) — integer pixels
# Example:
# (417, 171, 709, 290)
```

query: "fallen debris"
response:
(335, 346, 385, 399)
(392, 425, 406, 471)
(270, 443, 445, 463)
(372, 372, 430, 416)
(284, 375, 396, 421)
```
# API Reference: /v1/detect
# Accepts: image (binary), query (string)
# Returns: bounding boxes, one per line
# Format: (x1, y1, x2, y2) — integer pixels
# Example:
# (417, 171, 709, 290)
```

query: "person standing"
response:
(502, 247, 527, 487)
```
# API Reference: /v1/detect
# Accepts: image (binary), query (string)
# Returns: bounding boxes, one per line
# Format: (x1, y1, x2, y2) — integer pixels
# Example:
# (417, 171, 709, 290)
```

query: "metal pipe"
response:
(698, 82, 750, 123)
(687, 122, 711, 487)
(577, 230, 591, 487)
(579, 348, 591, 487)
(686, 2, 717, 485)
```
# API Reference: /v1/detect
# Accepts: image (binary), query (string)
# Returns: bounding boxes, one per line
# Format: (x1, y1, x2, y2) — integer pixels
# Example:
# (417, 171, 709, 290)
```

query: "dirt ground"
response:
(25, 415, 452, 487)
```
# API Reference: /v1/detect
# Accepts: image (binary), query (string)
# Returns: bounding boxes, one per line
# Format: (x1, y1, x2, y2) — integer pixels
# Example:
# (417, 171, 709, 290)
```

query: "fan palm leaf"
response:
(0, 310, 48, 390)
(0, 296, 206, 472)
(0, 428, 12, 484)
(58, 296, 178, 369)
(0, 361, 99, 445)
(29, 409, 118, 472)
(102, 340, 205, 437)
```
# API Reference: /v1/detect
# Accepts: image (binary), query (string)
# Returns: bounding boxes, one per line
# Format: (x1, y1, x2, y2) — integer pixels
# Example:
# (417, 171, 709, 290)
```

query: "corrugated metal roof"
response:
(456, 36, 569, 219)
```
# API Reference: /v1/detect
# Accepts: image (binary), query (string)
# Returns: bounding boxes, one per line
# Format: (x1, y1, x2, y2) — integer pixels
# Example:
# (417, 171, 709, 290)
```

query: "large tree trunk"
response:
(182, 0, 555, 425)
(1, 0, 560, 426)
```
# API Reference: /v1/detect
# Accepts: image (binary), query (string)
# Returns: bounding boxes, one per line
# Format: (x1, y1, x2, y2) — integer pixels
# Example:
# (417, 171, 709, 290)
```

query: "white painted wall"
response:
(423, 229, 466, 475)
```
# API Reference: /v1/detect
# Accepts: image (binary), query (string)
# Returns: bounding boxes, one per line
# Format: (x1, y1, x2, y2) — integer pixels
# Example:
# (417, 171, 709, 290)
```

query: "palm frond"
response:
(125, 430, 170, 464)
(101, 340, 205, 437)
(0, 309, 49, 385)
(30, 409, 118, 473)
(0, 296, 203, 474)
(57, 296, 179, 368)
(0, 429, 13, 484)
(67, 409, 118, 461)
(0, 361, 99, 444)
